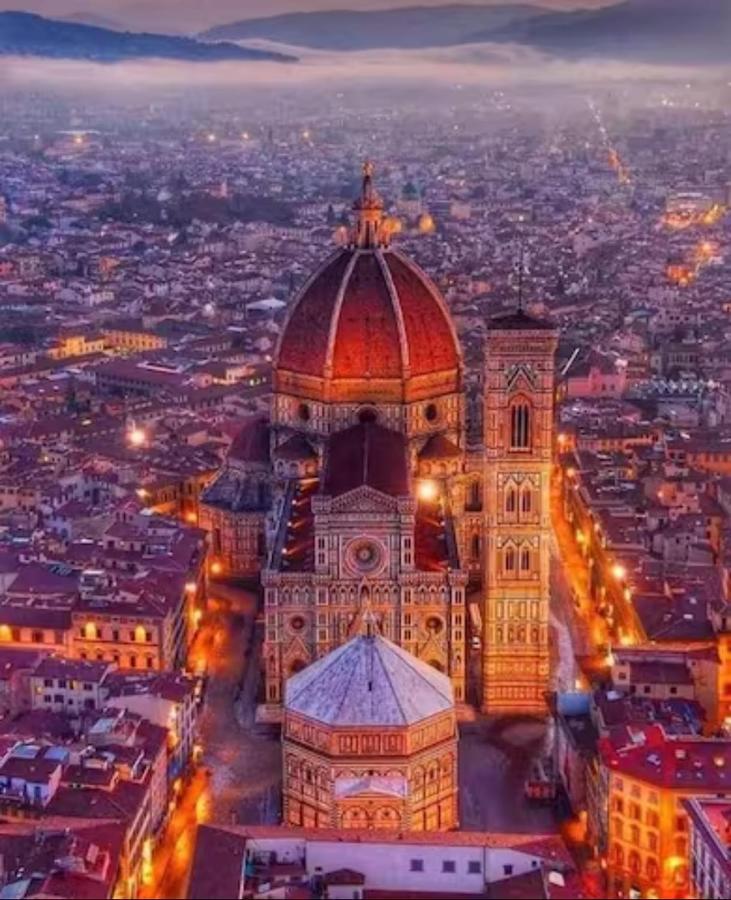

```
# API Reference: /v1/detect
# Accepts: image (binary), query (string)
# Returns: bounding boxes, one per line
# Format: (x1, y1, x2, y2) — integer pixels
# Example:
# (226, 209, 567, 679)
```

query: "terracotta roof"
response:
(273, 433, 317, 461)
(228, 417, 270, 465)
(188, 823, 248, 900)
(324, 423, 408, 498)
(275, 248, 461, 398)
(418, 433, 461, 460)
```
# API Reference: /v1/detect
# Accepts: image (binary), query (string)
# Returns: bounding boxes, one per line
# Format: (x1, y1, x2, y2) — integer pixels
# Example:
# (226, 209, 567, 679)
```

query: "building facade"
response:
(282, 632, 458, 832)
(208, 163, 558, 717)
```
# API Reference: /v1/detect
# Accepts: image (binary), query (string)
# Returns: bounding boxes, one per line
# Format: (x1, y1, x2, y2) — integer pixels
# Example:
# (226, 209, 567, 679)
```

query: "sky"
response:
(2, 0, 618, 33)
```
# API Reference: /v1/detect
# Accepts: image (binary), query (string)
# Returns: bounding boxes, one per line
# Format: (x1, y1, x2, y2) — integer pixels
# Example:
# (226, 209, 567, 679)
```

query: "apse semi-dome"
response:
(274, 163, 462, 404)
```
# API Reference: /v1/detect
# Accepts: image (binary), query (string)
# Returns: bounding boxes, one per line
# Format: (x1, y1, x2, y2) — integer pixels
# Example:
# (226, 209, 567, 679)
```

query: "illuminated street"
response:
(142, 583, 279, 900)
(193, 583, 281, 827)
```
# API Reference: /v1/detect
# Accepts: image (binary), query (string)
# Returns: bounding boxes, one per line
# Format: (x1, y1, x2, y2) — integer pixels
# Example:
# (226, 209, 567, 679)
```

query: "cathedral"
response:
(201, 162, 558, 720)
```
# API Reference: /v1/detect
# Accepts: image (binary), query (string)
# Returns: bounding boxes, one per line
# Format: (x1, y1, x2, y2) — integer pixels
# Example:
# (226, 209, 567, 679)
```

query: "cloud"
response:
(2, 42, 727, 94)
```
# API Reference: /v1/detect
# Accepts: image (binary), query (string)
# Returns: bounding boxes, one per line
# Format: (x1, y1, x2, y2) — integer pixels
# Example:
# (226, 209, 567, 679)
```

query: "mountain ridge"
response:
(0, 11, 297, 62)
(202, 4, 549, 51)
(201, 0, 730, 64)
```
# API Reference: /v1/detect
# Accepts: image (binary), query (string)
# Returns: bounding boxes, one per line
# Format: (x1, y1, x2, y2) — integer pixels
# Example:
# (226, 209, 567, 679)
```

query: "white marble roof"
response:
(284, 634, 454, 727)
(334, 775, 408, 799)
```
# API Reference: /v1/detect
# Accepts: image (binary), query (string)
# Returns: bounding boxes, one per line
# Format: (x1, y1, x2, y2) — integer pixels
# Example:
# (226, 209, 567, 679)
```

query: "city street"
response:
(148, 534, 595, 898)
(195, 583, 281, 827)
(146, 582, 280, 900)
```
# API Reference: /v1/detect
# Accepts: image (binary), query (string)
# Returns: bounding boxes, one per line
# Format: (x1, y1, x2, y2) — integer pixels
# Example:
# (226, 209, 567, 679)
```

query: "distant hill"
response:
(202, 4, 548, 50)
(61, 12, 127, 31)
(476, 0, 731, 64)
(0, 11, 297, 62)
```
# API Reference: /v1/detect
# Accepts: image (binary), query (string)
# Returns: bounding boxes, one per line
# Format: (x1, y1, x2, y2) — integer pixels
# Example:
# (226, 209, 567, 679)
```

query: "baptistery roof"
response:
(285, 633, 454, 728)
(274, 163, 462, 404)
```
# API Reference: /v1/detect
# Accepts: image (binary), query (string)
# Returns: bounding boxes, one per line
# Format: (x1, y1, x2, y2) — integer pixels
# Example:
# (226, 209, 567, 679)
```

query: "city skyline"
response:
(0, 5, 730, 900)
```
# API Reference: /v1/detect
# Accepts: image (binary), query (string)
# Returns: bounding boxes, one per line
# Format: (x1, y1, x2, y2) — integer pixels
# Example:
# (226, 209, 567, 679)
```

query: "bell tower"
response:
(481, 311, 558, 715)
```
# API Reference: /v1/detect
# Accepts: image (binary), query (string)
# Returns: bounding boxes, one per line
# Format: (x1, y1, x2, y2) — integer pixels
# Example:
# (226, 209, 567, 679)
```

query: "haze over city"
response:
(0, 2, 730, 899)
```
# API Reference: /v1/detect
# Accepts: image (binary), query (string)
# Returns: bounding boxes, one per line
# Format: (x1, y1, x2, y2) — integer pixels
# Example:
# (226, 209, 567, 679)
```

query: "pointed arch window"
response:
(520, 546, 531, 572)
(521, 487, 532, 514)
(504, 547, 516, 573)
(510, 401, 532, 450)
(505, 487, 516, 513)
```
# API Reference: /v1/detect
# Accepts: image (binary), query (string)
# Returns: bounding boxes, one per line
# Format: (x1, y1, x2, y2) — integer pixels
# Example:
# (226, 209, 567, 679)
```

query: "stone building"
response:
(205, 162, 558, 718)
(200, 416, 272, 578)
(282, 630, 458, 831)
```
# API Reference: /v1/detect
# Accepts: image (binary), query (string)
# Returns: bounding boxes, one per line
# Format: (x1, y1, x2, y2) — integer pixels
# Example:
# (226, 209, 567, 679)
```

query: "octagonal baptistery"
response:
(282, 631, 459, 832)
(272, 163, 464, 444)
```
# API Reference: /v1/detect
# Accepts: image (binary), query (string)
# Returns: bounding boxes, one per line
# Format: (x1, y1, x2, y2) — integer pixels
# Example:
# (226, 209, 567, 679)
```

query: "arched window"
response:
(510, 401, 531, 450)
(521, 488, 532, 514)
(520, 547, 531, 572)
(505, 487, 516, 513)
(505, 547, 516, 572)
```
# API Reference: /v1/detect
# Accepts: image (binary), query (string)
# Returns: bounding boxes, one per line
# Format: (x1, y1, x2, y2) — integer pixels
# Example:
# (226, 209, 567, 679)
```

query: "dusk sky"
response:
(2, 0, 618, 33)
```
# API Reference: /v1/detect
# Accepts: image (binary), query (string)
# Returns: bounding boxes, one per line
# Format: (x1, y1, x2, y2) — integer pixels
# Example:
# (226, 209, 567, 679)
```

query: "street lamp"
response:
(611, 563, 626, 581)
(127, 426, 146, 448)
(417, 479, 439, 502)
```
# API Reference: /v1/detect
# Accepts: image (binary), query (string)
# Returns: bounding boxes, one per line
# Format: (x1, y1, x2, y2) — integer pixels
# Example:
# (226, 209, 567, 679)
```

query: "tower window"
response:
(505, 487, 516, 513)
(510, 402, 531, 450)
(520, 547, 531, 572)
(505, 547, 516, 572)
(424, 403, 438, 422)
(521, 488, 532, 514)
(298, 403, 311, 422)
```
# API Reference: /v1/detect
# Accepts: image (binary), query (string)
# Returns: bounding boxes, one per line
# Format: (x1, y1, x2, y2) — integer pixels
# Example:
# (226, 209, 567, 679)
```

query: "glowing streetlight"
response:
(136, 487, 148, 500)
(127, 426, 146, 448)
(206, 132, 216, 143)
(611, 563, 626, 581)
(417, 479, 439, 502)
(210, 560, 222, 576)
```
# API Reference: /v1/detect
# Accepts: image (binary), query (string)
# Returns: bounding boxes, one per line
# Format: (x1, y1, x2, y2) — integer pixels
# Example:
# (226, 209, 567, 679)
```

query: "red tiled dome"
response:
(275, 247, 462, 403)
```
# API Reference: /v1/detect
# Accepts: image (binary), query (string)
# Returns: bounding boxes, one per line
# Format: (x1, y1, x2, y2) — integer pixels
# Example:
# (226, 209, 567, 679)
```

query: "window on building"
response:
(506, 488, 516, 513)
(31, 631, 43, 644)
(442, 861, 456, 874)
(505, 547, 516, 572)
(510, 402, 531, 449)
(467, 861, 481, 875)
(520, 547, 531, 571)
(410, 860, 424, 873)
(521, 489, 532, 514)
(503, 865, 514, 876)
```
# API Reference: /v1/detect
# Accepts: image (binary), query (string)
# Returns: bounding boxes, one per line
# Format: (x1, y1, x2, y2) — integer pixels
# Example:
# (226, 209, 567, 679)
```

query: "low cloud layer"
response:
(3, 41, 728, 96)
